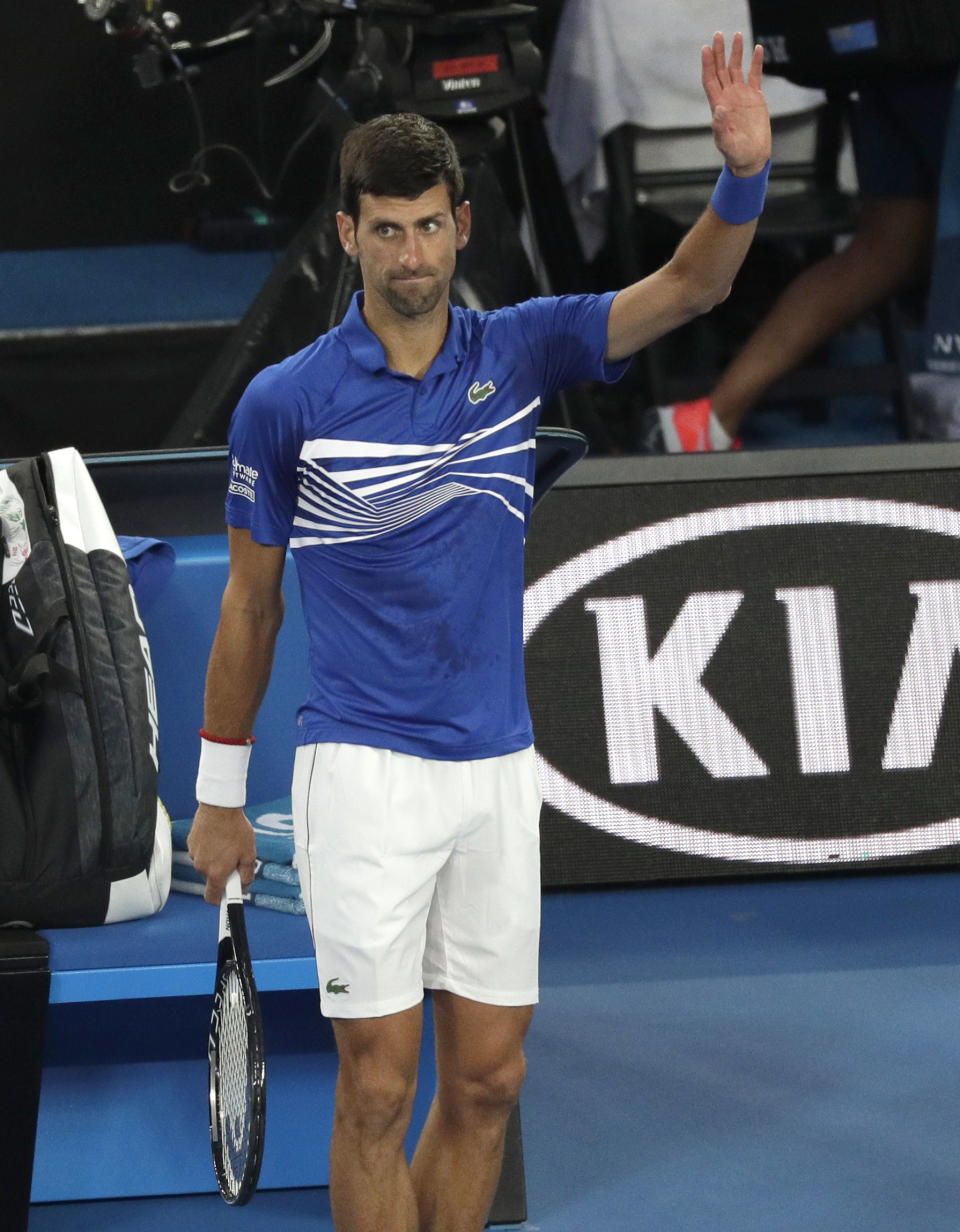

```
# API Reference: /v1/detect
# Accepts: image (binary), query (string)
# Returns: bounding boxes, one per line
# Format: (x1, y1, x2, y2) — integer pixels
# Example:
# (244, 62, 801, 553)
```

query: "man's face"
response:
(337, 183, 471, 321)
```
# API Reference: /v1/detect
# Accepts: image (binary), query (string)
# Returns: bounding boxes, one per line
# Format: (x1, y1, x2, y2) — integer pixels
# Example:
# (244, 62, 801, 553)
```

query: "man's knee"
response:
(443, 1049, 527, 1121)
(850, 198, 938, 281)
(336, 1060, 418, 1141)
(333, 1009, 422, 1143)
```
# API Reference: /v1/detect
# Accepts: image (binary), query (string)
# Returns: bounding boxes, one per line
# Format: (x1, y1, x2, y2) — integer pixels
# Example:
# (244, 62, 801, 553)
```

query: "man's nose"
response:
(399, 231, 423, 268)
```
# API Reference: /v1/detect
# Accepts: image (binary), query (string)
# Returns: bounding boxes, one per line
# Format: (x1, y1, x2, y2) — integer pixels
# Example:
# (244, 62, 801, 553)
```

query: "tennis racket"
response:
(207, 869, 266, 1205)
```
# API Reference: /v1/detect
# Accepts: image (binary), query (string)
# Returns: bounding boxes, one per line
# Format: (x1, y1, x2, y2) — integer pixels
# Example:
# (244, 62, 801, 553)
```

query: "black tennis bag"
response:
(749, 0, 960, 88)
(0, 447, 171, 927)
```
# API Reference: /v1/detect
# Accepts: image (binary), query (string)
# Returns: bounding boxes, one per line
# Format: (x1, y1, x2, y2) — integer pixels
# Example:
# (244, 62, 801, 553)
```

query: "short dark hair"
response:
(339, 113, 465, 222)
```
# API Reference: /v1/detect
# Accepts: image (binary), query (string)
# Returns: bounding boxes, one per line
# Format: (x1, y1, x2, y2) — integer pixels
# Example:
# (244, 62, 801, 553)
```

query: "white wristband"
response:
(196, 736, 253, 808)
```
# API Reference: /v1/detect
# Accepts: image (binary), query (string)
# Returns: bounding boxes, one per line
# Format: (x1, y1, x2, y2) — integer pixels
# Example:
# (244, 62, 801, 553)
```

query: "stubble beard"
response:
(382, 273, 446, 319)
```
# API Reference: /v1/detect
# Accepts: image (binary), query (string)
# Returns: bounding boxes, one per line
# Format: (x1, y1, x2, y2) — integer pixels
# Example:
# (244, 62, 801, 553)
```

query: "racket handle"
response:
(219, 870, 244, 940)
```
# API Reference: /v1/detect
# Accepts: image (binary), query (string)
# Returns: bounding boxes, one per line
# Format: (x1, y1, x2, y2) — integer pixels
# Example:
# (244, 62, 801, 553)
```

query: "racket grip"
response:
(218, 870, 244, 941)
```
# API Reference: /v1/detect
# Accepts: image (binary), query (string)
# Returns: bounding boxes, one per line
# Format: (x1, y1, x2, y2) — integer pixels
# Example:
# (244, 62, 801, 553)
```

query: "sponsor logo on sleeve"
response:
(230, 455, 259, 503)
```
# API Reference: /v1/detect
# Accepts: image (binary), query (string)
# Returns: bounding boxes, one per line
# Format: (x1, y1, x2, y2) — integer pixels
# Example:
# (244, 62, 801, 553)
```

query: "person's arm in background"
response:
(187, 526, 286, 904)
(606, 31, 772, 361)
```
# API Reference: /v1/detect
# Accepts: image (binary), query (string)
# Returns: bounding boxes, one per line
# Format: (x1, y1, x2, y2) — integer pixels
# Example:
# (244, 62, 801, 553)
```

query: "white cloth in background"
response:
(544, 0, 824, 258)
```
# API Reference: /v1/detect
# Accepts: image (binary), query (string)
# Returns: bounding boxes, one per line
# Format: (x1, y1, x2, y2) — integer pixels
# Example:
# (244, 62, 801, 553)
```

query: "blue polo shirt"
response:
(226, 290, 626, 760)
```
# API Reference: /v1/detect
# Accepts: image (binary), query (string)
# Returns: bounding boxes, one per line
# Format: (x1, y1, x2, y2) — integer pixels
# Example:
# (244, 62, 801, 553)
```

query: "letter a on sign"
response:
(586, 592, 769, 784)
(883, 580, 960, 770)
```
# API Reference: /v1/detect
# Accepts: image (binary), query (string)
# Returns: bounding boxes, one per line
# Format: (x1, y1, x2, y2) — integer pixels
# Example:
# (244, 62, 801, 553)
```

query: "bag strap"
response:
(0, 612, 83, 714)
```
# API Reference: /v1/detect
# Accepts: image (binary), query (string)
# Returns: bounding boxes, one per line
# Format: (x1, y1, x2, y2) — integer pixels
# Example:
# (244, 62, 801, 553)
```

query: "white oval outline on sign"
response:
(523, 497, 960, 863)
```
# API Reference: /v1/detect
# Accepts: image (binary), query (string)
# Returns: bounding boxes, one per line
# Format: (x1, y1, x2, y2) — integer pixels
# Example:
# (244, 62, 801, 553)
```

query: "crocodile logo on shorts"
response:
(468, 380, 496, 405)
(325, 977, 350, 995)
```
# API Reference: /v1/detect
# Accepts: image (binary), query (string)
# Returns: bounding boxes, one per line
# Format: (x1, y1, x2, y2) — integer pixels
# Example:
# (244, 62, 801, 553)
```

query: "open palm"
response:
(702, 31, 771, 175)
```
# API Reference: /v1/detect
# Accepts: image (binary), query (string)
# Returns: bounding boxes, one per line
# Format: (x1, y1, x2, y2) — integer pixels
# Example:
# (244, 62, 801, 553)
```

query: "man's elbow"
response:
(664, 252, 734, 317)
(682, 276, 733, 318)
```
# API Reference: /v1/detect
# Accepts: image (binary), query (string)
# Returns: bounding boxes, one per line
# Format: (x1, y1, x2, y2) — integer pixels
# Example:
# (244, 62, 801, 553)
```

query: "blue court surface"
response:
(30, 869, 960, 1232)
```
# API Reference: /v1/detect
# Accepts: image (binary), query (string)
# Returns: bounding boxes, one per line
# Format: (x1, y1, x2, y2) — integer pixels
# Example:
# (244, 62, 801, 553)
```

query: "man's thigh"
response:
(332, 1002, 424, 1099)
(430, 991, 535, 1092)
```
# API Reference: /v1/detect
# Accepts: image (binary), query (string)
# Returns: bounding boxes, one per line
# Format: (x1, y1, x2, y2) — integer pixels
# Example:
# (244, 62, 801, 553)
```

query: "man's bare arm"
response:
(606, 32, 772, 362)
(187, 526, 287, 904)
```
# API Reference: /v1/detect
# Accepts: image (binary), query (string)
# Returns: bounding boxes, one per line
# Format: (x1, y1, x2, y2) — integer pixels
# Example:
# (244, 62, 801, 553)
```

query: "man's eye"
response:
(422, 221, 440, 234)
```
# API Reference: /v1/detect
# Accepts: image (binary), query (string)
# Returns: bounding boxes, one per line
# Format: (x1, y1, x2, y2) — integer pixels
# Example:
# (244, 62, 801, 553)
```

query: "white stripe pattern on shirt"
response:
(290, 397, 540, 547)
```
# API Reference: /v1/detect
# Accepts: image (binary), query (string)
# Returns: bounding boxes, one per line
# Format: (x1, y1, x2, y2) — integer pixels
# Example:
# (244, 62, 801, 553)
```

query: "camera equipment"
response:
(76, 0, 544, 199)
(79, 2, 541, 116)
(78, 0, 179, 35)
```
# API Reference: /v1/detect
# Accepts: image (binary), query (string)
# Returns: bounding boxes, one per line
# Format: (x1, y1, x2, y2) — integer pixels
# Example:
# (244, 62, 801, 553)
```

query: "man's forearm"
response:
(670, 202, 760, 312)
(604, 31, 772, 362)
(202, 590, 285, 739)
(606, 204, 760, 361)
(190, 533, 286, 900)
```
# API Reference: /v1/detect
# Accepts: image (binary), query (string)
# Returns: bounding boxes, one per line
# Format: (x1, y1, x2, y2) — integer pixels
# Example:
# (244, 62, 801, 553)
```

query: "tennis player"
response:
(187, 32, 771, 1232)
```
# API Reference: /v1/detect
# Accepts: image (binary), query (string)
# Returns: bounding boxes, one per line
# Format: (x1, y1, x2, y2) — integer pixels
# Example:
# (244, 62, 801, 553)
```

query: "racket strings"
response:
(218, 966, 254, 1189)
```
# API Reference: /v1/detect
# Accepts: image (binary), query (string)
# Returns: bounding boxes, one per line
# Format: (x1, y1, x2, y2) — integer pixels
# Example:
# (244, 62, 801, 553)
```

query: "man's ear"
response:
(336, 210, 358, 258)
(455, 201, 471, 250)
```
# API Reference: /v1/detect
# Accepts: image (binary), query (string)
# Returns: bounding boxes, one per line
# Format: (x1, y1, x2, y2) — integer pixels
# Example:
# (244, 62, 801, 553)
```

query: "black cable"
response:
(168, 70, 345, 201)
(507, 107, 550, 295)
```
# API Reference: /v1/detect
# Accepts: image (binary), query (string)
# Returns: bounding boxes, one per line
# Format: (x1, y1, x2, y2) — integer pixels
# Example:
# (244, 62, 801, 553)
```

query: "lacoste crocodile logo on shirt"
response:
(325, 977, 350, 995)
(468, 380, 496, 405)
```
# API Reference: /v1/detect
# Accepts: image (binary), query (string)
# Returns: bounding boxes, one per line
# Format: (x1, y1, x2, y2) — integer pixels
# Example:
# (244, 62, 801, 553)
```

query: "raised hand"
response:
(702, 31, 771, 176)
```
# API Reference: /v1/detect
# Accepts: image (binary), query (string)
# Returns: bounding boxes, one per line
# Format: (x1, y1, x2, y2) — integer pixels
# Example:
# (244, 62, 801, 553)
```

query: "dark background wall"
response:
(0, 1, 339, 250)
(0, 1, 567, 252)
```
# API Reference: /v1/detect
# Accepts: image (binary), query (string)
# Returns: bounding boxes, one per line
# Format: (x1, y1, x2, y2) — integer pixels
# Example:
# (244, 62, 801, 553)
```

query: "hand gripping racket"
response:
(208, 869, 266, 1204)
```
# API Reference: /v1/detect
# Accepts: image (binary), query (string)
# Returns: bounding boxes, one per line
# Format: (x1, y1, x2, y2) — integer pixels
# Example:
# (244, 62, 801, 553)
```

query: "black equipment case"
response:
(0, 446, 170, 928)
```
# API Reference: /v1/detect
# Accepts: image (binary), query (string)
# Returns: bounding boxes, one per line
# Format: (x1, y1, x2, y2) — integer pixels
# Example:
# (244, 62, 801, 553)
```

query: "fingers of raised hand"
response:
(727, 30, 745, 82)
(711, 31, 729, 86)
(701, 39, 721, 107)
(748, 41, 765, 90)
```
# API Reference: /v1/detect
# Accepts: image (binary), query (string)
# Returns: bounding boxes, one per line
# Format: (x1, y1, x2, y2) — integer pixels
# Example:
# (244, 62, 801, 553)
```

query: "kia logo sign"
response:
(524, 496, 960, 866)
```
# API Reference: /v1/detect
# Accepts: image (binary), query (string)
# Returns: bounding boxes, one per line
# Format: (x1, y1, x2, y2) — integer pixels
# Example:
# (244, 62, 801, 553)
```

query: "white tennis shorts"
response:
(292, 742, 543, 1019)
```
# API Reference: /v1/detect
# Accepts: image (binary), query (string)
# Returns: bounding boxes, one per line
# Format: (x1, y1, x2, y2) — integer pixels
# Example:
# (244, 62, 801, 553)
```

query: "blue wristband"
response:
(710, 159, 770, 225)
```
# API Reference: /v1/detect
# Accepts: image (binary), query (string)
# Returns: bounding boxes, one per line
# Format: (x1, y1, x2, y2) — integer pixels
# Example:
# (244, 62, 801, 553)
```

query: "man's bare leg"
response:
(710, 197, 937, 436)
(330, 1004, 423, 1232)
(411, 992, 534, 1232)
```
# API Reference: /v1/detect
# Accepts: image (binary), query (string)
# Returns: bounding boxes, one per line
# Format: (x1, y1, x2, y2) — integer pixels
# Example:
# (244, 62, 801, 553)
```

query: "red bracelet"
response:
(199, 729, 256, 746)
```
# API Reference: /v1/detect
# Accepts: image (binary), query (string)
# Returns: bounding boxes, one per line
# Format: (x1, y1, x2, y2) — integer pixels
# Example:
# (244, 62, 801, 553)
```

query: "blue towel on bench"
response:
(117, 535, 176, 611)
(171, 797, 303, 914)
(171, 853, 302, 899)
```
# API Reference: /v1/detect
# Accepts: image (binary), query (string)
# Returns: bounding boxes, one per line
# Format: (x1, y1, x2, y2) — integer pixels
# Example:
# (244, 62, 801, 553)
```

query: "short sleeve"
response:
(512, 292, 631, 399)
(224, 368, 301, 546)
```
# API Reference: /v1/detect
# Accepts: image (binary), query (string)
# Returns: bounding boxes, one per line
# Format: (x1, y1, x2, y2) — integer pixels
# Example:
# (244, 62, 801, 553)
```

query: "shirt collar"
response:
(340, 291, 470, 378)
